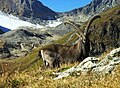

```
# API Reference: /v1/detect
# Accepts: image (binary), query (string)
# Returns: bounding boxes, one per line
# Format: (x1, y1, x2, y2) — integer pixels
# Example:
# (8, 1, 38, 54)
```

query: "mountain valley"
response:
(0, 0, 120, 88)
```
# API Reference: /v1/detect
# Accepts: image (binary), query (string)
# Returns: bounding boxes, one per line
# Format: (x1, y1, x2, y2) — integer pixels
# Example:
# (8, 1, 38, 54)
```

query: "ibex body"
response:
(41, 15, 101, 68)
(41, 44, 69, 68)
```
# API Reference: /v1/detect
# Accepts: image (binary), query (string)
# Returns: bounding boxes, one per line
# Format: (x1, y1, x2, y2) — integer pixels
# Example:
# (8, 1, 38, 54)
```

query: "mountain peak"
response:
(0, 0, 58, 20)
(60, 0, 120, 22)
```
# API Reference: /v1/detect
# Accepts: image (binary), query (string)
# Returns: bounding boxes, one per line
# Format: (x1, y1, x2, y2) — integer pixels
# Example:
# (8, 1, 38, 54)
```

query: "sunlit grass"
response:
(0, 5, 120, 88)
(0, 60, 120, 88)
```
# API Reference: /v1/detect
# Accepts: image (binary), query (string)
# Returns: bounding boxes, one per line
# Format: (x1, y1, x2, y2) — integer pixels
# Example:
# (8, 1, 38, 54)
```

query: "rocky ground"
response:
(0, 47, 120, 88)
(53, 47, 120, 80)
(0, 27, 53, 58)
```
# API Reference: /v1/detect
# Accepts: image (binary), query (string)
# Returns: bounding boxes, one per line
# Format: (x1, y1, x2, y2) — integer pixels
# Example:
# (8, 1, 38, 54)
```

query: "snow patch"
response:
(46, 19, 62, 27)
(0, 11, 44, 30)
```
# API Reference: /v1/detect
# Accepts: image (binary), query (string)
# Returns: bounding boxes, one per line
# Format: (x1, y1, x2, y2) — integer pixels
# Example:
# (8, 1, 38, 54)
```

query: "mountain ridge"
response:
(60, 0, 120, 22)
(0, 0, 58, 20)
(0, 0, 120, 22)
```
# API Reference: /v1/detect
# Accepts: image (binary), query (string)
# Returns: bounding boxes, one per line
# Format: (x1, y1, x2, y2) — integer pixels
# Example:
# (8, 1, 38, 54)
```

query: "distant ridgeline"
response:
(0, 25, 10, 34)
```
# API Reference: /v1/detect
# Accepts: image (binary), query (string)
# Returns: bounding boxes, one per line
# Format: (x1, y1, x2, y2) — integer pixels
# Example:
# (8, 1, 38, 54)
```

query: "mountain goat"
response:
(40, 15, 101, 68)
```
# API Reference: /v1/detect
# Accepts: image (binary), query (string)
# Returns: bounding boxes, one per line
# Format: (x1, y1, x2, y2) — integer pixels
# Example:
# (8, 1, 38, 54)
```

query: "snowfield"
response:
(46, 21, 62, 27)
(0, 11, 62, 32)
(0, 11, 44, 30)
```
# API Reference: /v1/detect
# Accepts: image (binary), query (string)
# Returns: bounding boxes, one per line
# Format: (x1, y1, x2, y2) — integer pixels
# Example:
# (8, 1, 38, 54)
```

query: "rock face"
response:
(0, 0, 58, 20)
(0, 27, 52, 58)
(60, 0, 120, 22)
(0, 40, 11, 59)
(47, 23, 74, 36)
(53, 47, 120, 80)
(0, 48, 11, 59)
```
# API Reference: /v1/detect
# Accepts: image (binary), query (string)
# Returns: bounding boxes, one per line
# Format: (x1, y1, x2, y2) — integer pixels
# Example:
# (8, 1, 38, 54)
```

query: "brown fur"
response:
(40, 15, 101, 68)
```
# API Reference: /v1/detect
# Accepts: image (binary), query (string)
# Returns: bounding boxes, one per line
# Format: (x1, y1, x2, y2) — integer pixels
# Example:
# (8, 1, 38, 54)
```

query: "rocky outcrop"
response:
(47, 23, 74, 36)
(92, 49, 120, 73)
(53, 47, 120, 80)
(0, 0, 58, 20)
(0, 48, 11, 59)
(0, 40, 11, 58)
(0, 27, 53, 58)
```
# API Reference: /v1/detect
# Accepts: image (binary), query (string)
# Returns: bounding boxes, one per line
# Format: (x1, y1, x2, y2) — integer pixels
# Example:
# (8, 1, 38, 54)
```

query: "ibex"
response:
(40, 15, 101, 68)
(20, 43, 35, 52)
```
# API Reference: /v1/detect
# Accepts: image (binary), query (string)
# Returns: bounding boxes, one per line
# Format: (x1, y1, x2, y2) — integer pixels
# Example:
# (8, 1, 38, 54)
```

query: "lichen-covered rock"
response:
(92, 47, 120, 73)
(53, 47, 120, 80)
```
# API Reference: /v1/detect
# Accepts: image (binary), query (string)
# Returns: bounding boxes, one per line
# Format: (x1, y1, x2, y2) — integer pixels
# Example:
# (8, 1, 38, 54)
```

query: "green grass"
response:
(89, 5, 120, 44)
(81, 5, 120, 44)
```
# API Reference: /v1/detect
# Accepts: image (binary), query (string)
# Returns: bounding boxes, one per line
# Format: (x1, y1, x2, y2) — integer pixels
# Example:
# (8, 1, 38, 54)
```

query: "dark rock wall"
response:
(0, 0, 58, 20)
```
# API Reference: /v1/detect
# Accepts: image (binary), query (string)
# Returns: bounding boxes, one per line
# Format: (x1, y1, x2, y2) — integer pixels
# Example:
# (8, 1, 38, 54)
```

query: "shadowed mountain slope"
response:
(0, 0, 58, 20)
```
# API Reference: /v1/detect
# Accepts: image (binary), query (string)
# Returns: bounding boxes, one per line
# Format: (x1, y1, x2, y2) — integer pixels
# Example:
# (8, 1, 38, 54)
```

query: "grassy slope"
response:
(84, 5, 120, 47)
(0, 5, 120, 88)
(0, 50, 120, 88)
(0, 31, 75, 74)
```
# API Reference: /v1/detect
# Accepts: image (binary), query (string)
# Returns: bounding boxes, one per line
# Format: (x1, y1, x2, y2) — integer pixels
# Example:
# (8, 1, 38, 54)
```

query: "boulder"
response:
(0, 48, 11, 59)
(0, 28, 53, 58)
(53, 47, 120, 80)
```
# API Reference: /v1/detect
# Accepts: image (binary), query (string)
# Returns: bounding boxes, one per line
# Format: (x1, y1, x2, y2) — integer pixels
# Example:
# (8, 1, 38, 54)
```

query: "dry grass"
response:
(99, 47, 116, 61)
(0, 44, 119, 88)
(0, 61, 120, 88)
(0, 48, 120, 88)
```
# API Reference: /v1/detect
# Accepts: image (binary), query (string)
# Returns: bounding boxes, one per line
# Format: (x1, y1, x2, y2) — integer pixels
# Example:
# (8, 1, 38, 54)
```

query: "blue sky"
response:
(39, 0, 93, 12)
